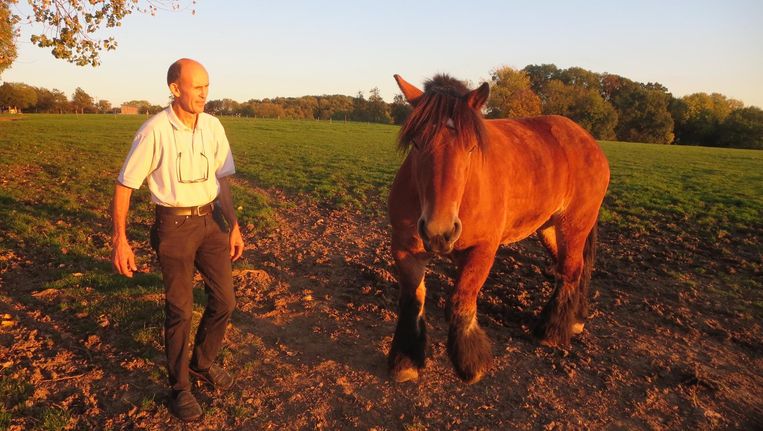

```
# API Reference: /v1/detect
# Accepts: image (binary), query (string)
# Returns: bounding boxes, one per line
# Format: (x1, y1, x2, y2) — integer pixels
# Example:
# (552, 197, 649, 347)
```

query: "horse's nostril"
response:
(417, 218, 428, 240)
(447, 219, 462, 243)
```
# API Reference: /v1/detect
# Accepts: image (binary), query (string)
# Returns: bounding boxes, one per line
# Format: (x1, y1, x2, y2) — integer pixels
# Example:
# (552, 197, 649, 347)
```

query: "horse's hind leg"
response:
(573, 223, 597, 334)
(534, 224, 589, 347)
(447, 245, 496, 384)
(538, 225, 584, 335)
(388, 237, 429, 382)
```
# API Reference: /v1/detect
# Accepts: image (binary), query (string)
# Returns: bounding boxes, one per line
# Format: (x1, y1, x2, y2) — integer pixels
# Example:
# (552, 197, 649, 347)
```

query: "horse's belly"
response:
(500, 221, 545, 244)
(499, 204, 557, 244)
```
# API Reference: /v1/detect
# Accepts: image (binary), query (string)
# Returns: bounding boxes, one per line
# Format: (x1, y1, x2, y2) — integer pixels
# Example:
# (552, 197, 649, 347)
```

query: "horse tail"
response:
(577, 217, 598, 321)
(582, 218, 598, 288)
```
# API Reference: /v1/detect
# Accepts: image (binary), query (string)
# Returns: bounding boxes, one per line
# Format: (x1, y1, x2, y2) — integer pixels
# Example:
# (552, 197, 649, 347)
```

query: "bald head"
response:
(167, 58, 206, 86)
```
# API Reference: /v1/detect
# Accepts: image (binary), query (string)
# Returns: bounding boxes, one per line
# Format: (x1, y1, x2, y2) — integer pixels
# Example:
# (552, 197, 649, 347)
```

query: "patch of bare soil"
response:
(1, 187, 761, 430)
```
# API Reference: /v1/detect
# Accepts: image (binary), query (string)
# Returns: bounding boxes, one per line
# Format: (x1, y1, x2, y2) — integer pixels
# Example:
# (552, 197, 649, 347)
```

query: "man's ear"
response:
(169, 82, 180, 99)
(394, 74, 424, 105)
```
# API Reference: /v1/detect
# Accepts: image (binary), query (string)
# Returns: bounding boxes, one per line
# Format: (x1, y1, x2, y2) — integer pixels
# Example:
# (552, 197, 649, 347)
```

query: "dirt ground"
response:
(1, 184, 761, 430)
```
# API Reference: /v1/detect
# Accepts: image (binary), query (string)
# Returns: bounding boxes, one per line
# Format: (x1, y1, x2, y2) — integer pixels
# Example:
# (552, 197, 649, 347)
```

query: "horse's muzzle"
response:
(418, 217, 462, 255)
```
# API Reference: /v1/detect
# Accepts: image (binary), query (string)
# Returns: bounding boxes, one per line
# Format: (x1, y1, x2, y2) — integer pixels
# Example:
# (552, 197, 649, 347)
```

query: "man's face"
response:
(170, 62, 209, 115)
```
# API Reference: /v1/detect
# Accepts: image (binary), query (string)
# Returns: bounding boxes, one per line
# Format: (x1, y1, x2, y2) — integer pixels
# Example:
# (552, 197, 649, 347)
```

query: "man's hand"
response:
(229, 224, 244, 261)
(111, 183, 136, 277)
(112, 238, 138, 277)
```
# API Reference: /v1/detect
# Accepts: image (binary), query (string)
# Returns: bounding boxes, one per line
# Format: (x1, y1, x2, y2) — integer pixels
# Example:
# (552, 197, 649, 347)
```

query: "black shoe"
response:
(168, 390, 202, 422)
(190, 364, 235, 391)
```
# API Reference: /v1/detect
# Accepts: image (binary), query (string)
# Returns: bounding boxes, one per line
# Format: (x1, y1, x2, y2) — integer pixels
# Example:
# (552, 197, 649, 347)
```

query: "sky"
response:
(3, 0, 763, 108)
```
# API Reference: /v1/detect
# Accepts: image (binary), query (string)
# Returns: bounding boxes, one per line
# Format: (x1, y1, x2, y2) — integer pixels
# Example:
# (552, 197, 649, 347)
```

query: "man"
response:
(111, 58, 245, 422)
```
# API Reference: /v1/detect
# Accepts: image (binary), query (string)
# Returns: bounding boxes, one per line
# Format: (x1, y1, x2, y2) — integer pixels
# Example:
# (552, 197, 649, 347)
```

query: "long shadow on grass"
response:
(0, 193, 113, 277)
(0, 268, 176, 426)
(0, 188, 185, 425)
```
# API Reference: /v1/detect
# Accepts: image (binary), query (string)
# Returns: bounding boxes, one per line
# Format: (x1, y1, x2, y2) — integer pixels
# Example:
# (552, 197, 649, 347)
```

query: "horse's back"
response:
(527, 115, 610, 200)
(487, 115, 609, 186)
(480, 115, 610, 243)
(491, 114, 601, 152)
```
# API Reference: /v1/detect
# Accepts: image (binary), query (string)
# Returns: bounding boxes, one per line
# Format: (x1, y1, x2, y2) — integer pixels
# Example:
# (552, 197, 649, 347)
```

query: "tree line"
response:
(0, 82, 132, 114)
(1, 64, 760, 149)
(487, 65, 762, 149)
(205, 88, 401, 124)
(0, 81, 401, 121)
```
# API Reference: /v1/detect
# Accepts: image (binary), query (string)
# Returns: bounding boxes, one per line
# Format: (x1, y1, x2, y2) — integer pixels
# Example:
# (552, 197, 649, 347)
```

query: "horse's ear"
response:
(466, 82, 490, 110)
(394, 74, 424, 105)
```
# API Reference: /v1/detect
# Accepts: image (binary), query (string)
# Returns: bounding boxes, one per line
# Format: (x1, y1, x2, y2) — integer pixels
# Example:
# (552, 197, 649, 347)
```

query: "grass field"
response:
(0, 113, 761, 429)
(0, 113, 760, 306)
(1, 113, 759, 265)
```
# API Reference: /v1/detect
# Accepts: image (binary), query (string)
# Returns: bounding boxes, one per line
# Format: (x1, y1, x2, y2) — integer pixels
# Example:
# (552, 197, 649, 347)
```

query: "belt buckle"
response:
(196, 203, 213, 216)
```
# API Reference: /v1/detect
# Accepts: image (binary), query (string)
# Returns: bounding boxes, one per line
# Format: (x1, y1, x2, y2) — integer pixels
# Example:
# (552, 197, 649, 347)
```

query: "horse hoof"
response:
(539, 338, 560, 348)
(571, 322, 585, 335)
(463, 371, 484, 385)
(391, 367, 419, 383)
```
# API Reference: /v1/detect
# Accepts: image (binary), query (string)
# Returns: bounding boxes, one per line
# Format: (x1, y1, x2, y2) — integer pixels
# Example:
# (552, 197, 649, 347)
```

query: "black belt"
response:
(156, 201, 216, 216)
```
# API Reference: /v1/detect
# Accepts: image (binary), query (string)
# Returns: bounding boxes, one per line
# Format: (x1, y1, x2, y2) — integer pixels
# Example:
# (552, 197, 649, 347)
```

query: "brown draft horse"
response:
(387, 74, 610, 384)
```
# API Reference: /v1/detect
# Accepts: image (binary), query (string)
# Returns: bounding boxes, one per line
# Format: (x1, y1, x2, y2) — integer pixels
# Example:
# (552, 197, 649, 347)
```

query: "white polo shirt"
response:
(117, 106, 236, 207)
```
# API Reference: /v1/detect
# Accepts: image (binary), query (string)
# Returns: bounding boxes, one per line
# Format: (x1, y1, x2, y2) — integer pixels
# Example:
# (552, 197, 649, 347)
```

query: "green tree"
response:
(350, 91, 369, 122)
(390, 94, 412, 125)
(366, 87, 391, 124)
(70, 87, 94, 113)
(717, 107, 763, 149)
(522, 64, 560, 101)
(4, 0, 193, 67)
(486, 66, 541, 119)
(671, 92, 744, 146)
(557, 67, 601, 91)
(603, 74, 675, 144)
(542, 79, 618, 140)
(523, 64, 618, 139)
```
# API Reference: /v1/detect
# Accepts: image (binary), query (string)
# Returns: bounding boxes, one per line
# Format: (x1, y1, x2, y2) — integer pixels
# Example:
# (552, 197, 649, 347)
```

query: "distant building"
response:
(120, 104, 139, 115)
(3, 106, 19, 114)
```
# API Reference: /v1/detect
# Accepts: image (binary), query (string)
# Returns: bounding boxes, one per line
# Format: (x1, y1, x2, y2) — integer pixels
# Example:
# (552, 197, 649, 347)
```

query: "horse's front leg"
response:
(447, 244, 497, 384)
(388, 234, 429, 382)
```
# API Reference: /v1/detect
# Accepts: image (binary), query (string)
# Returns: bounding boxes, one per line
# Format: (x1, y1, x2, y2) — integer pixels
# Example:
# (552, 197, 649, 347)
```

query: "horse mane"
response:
(398, 74, 488, 153)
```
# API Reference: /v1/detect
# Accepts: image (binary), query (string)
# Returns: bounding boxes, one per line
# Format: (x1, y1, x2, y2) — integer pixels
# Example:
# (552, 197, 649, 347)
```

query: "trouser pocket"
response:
(212, 205, 230, 234)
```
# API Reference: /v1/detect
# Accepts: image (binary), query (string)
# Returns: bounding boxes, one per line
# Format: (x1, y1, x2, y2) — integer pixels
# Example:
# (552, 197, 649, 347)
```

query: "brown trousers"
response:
(151, 205, 235, 392)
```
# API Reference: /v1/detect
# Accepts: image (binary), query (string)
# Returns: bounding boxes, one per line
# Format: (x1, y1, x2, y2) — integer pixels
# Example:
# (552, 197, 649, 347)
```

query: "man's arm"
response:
(217, 177, 244, 261)
(111, 182, 138, 277)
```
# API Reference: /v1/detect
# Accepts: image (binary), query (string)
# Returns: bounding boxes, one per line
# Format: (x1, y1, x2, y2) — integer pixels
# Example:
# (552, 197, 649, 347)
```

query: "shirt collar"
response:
(166, 105, 201, 132)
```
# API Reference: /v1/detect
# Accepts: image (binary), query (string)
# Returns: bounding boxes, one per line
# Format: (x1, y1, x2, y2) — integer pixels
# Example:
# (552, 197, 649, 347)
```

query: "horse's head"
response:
(395, 74, 489, 254)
